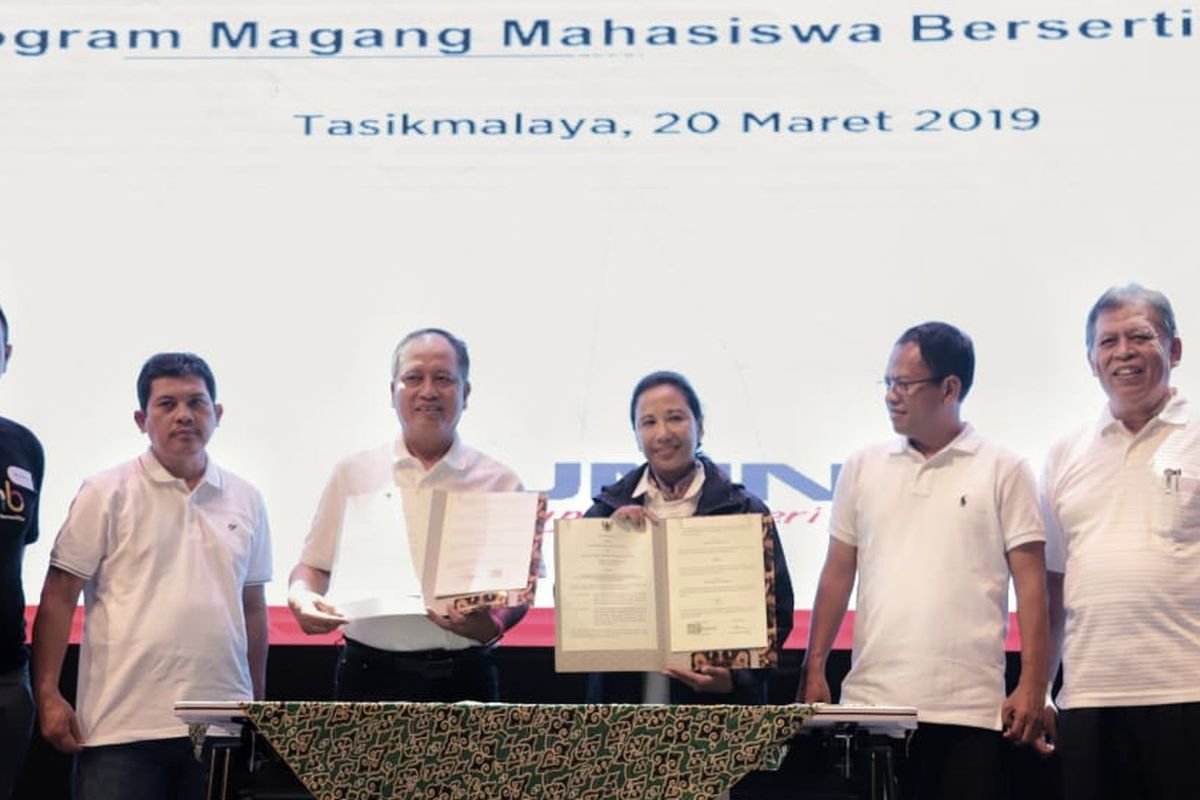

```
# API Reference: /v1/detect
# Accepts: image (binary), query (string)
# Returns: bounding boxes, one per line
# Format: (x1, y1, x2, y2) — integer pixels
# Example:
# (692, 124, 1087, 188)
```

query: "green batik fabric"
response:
(242, 701, 814, 800)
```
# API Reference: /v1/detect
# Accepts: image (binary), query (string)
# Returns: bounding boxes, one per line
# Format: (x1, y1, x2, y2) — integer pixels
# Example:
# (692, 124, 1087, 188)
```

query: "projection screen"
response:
(2, 0, 1195, 621)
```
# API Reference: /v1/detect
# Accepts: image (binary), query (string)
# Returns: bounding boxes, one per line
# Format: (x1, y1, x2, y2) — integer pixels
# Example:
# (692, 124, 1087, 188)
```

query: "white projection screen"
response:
(1, 1, 1195, 624)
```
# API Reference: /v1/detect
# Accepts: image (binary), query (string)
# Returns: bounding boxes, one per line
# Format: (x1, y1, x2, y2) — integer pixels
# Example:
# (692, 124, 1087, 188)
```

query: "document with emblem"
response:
(331, 489, 544, 620)
(554, 513, 776, 672)
(555, 520, 659, 655)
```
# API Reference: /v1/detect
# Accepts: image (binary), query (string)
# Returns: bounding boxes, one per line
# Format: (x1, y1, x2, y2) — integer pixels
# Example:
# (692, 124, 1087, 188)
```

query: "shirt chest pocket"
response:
(954, 502, 1009, 571)
(1152, 474, 1200, 544)
(193, 513, 256, 572)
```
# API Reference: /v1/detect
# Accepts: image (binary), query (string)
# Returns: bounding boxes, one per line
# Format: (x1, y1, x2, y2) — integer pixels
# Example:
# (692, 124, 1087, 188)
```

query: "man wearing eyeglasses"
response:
(798, 321, 1050, 800)
(286, 328, 527, 702)
(1042, 284, 1200, 799)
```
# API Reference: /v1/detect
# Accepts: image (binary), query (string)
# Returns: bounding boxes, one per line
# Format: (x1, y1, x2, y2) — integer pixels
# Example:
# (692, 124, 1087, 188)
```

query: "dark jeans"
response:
(0, 663, 33, 799)
(334, 638, 499, 702)
(74, 738, 204, 800)
(899, 723, 1005, 800)
(1059, 702, 1200, 800)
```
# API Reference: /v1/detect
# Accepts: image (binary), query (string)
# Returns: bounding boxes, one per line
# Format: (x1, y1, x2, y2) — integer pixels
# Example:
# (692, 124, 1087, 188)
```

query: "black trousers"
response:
(334, 638, 499, 702)
(898, 723, 1005, 800)
(1058, 702, 1200, 800)
(0, 664, 33, 799)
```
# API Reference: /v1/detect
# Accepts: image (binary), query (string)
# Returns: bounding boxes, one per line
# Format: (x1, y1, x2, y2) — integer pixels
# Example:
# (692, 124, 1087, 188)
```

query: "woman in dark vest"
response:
(584, 370, 794, 705)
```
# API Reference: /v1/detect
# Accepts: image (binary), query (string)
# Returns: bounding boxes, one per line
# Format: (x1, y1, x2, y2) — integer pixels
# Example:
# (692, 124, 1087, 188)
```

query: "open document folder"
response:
(330, 489, 544, 619)
(554, 513, 781, 672)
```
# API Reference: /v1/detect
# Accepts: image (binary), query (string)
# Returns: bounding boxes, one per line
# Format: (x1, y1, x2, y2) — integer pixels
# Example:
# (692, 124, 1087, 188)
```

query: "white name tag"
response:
(7, 466, 34, 491)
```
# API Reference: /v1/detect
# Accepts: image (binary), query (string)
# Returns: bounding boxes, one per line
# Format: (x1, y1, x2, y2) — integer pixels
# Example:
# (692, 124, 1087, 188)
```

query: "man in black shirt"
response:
(0, 304, 44, 798)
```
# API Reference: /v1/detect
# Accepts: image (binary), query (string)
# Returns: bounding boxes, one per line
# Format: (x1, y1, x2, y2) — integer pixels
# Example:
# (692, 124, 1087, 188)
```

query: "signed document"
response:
(423, 490, 544, 609)
(331, 489, 543, 620)
(666, 515, 769, 653)
(554, 513, 774, 672)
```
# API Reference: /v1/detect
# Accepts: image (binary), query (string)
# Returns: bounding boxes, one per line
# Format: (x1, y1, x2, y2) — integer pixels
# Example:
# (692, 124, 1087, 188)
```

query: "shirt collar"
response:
(393, 433, 468, 473)
(1162, 392, 1191, 424)
(632, 461, 706, 501)
(888, 423, 980, 459)
(138, 450, 222, 490)
(1096, 390, 1189, 437)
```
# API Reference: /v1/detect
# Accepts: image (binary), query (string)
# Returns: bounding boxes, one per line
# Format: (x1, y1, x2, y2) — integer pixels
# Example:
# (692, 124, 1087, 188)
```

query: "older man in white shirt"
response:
(1043, 284, 1200, 800)
(287, 327, 526, 701)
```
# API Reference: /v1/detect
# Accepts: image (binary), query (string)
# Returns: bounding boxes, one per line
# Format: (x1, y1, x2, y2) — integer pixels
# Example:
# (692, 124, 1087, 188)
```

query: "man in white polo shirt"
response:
(287, 327, 526, 701)
(799, 321, 1050, 800)
(31, 352, 272, 800)
(1043, 284, 1199, 799)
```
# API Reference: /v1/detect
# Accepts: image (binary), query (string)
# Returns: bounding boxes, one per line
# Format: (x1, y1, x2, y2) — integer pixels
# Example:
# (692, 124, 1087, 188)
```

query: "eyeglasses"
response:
(880, 375, 945, 395)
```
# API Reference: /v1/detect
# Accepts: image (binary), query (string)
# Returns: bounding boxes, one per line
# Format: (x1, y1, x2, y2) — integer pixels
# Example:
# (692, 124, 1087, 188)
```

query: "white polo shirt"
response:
(300, 435, 522, 651)
(1043, 393, 1200, 709)
(833, 426, 1044, 730)
(50, 452, 272, 747)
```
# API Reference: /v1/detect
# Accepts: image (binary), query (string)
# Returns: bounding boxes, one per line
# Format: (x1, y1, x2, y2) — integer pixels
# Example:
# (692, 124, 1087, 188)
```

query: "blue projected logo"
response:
(539, 462, 841, 502)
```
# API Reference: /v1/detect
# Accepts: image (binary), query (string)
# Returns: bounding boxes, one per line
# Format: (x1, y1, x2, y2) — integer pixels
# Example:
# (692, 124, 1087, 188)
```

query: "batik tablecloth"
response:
(236, 701, 814, 800)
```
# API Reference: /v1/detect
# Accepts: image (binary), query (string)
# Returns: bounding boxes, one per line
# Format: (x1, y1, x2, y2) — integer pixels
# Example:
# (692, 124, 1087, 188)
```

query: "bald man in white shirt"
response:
(287, 328, 527, 702)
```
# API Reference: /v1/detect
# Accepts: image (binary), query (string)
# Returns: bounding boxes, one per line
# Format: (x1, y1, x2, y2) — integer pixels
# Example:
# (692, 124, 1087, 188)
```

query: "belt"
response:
(343, 638, 492, 679)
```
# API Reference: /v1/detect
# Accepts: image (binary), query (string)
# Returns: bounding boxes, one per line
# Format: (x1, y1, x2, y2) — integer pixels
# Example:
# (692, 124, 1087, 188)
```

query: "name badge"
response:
(7, 466, 34, 491)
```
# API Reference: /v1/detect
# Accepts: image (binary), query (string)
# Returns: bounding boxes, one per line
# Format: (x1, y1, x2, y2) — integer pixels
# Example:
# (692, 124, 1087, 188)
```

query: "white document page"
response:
(665, 515, 768, 652)
(432, 492, 539, 596)
(400, 488, 433, 584)
(556, 518, 658, 652)
(330, 491, 425, 619)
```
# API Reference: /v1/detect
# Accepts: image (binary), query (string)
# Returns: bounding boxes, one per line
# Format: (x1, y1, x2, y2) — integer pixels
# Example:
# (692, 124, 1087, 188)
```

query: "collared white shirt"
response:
(632, 462, 706, 520)
(1043, 393, 1200, 708)
(300, 435, 522, 651)
(631, 462, 706, 703)
(833, 425, 1044, 730)
(51, 451, 272, 746)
